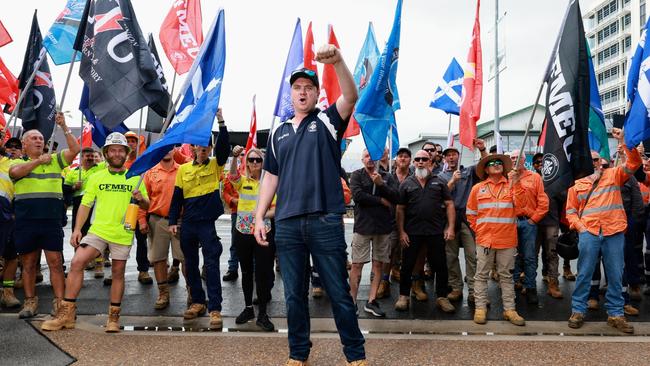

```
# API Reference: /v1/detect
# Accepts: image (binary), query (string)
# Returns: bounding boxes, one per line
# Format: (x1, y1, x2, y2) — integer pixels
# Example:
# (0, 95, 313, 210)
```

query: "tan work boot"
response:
(376, 280, 390, 299)
(411, 280, 428, 301)
(447, 289, 462, 302)
(563, 267, 576, 281)
(184, 303, 207, 320)
(94, 258, 104, 278)
(209, 310, 223, 329)
(587, 298, 599, 310)
(50, 298, 62, 317)
(546, 278, 563, 299)
(624, 304, 639, 316)
(390, 266, 400, 283)
(41, 300, 76, 331)
(154, 283, 170, 310)
(347, 360, 368, 366)
(607, 316, 634, 334)
(311, 286, 324, 298)
(167, 266, 180, 283)
(394, 295, 409, 311)
(105, 305, 121, 333)
(138, 271, 153, 285)
(568, 312, 584, 329)
(0, 287, 21, 308)
(436, 297, 455, 313)
(286, 359, 310, 366)
(18, 296, 38, 318)
(473, 307, 487, 324)
(503, 309, 525, 326)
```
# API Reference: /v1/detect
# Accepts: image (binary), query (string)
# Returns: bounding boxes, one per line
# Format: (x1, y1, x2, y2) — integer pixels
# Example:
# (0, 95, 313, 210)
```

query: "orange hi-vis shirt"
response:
(512, 169, 549, 223)
(138, 161, 179, 226)
(566, 145, 641, 236)
(467, 175, 526, 249)
(639, 179, 650, 205)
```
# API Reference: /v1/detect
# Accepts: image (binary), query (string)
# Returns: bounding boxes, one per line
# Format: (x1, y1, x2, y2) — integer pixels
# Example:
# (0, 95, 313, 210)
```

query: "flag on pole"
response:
(80, 121, 93, 148)
(542, 0, 593, 197)
(43, 0, 85, 65)
(73, 0, 169, 129)
(17, 12, 57, 142)
(317, 25, 341, 109)
(430, 58, 464, 115)
(625, 16, 650, 148)
(304, 21, 317, 74)
(0, 57, 18, 108)
(0, 21, 12, 47)
(245, 95, 257, 152)
(79, 84, 129, 147)
(585, 41, 610, 158)
(458, 0, 483, 149)
(273, 19, 303, 122)
(144, 33, 172, 133)
(127, 8, 227, 178)
(159, 0, 203, 75)
(354, 0, 402, 161)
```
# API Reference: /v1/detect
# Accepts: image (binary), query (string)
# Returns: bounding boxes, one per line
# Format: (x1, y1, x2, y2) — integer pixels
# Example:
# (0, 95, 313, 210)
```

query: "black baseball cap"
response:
(5, 137, 21, 149)
(396, 147, 411, 157)
(290, 68, 319, 88)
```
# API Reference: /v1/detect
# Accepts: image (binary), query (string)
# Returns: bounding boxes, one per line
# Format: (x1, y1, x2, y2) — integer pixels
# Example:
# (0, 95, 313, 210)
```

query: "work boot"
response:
(473, 307, 487, 324)
(542, 275, 549, 284)
(447, 289, 462, 302)
(607, 316, 634, 334)
(154, 283, 170, 310)
(503, 309, 525, 326)
(235, 306, 255, 324)
(256, 313, 275, 332)
(546, 278, 563, 299)
(105, 305, 121, 333)
(563, 267, 576, 281)
(568, 312, 584, 329)
(525, 288, 539, 304)
(285, 359, 310, 366)
(436, 297, 455, 313)
(41, 300, 76, 331)
(222, 270, 238, 282)
(18, 296, 38, 319)
(138, 271, 153, 285)
(209, 311, 223, 329)
(183, 303, 207, 320)
(624, 304, 639, 316)
(411, 280, 428, 301)
(311, 286, 324, 298)
(390, 266, 400, 283)
(94, 259, 104, 278)
(50, 298, 62, 317)
(376, 280, 390, 299)
(167, 266, 180, 283)
(587, 298, 599, 310)
(0, 287, 21, 308)
(629, 285, 642, 301)
(394, 295, 409, 311)
(347, 360, 368, 366)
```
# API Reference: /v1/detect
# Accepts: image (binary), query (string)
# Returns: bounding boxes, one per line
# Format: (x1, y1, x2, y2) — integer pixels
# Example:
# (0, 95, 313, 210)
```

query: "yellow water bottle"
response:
(124, 197, 139, 231)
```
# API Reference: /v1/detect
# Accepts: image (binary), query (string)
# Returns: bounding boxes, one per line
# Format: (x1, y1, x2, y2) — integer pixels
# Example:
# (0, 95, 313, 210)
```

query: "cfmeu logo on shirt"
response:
(308, 121, 317, 133)
(98, 184, 134, 192)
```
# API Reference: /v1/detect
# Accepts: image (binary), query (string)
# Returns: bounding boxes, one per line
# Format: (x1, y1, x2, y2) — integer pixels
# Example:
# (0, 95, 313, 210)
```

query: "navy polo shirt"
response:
(264, 105, 347, 221)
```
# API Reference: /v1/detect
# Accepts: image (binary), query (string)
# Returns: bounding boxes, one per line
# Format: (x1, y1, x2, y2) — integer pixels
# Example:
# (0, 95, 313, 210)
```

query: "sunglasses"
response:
(413, 157, 430, 162)
(247, 157, 263, 163)
(486, 160, 504, 167)
(592, 158, 601, 162)
(292, 69, 316, 78)
(424, 148, 436, 153)
(533, 160, 543, 165)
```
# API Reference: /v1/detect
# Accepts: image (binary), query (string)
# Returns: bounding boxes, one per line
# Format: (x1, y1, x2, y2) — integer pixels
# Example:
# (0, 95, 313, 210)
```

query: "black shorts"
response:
(14, 219, 64, 254)
(0, 220, 16, 260)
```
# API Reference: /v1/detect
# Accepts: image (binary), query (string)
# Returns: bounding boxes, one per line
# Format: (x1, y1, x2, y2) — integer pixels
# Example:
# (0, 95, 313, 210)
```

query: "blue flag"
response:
(586, 42, 610, 158)
(354, 0, 402, 161)
(79, 84, 129, 147)
(273, 19, 303, 122)
(625, 17, 650, 148)
(43, 0, 84, 65)
(127, 9, 226, 178)
(429, 58, 464, 115)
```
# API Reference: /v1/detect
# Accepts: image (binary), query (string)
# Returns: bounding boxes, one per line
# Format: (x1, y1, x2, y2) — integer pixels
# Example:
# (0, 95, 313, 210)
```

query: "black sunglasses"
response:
(486, 160, 504, 167)
(533, 160, 543, 165)
(247, 157, 263, 163)
(424, 148, 436, 153)
(413, 157, 430, 162)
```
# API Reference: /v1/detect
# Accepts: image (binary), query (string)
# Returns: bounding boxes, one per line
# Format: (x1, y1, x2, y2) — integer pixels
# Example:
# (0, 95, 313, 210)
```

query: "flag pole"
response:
(494, 0, 501, 154)
(7, 46, 48, 136)
(78, 111, 84, 182)
(49, 50, 78, 151)
(136, 108, 144, 157)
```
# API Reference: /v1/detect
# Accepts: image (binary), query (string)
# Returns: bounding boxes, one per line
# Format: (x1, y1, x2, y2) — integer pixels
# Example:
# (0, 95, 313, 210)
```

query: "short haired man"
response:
(41, 132, 148, 332)
(422, 141, 441, 175)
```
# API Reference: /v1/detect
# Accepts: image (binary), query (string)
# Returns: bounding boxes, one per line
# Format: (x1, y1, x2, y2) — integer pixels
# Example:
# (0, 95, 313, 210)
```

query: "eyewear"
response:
(424, 148, 436, 153)
(592, 158, 601, 162)
(292, 69, 316, 78)
(247, 157, 263, 163)
(486, 160, 504, 167)
(413, 157, 430, 162)
(533, 160, 543, 165)
(5, 145, 20, 149)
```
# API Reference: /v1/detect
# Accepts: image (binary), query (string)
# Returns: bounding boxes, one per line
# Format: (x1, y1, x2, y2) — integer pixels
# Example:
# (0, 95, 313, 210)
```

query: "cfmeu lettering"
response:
(98, 184, 133, 192)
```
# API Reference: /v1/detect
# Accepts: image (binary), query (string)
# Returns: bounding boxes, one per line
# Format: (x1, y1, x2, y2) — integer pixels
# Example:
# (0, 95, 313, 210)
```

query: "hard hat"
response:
(102, 132, 131, 157)
(124, 131, 138, 140)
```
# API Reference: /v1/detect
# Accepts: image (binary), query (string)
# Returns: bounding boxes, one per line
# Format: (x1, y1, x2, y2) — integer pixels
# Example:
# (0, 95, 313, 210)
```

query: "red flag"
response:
(459, 0, 483, 149)
(159, 0, 203, 75)
(537, 118, 547, 147)
(80, 121, 93, 148)
(0, 113, 10, 142)
(0, 57, 17, 109)
(0, 21, 12, 48)
(318, 25, 341, 109)
(304, 21, 317, 74)
(245, 95, 257, 152)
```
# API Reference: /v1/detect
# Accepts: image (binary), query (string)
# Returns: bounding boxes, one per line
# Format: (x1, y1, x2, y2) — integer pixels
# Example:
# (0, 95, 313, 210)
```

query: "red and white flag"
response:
(317, 25, 341, 110)
(245, 95, 257, 152)
(459, 0, 483, 149)
(0, 21, 12, 48)
(159, 0, 203, 75)
(304, 21, 317, 74)
(80, 121, 93, 148)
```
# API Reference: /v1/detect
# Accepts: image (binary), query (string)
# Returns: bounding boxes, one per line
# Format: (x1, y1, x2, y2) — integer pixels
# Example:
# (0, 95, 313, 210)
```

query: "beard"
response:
(107, 155, 126, 169)
(415, 167, 429, 179)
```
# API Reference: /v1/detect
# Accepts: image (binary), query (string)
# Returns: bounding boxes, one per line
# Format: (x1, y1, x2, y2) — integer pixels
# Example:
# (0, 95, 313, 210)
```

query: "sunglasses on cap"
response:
(486, 160, 504, 167)
(413, 157, 430, 162)
(292, 69, 316, 78)
(247, 157, 263, 163)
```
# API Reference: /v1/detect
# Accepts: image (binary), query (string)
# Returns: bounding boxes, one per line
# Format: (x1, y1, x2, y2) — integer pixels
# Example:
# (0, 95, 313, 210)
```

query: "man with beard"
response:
(41, 132, 149, 333)
(395, 150, 456, 313)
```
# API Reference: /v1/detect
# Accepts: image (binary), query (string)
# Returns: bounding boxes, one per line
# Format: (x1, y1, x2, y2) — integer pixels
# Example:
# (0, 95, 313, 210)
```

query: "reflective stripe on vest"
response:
(466, 209, 478, 216)
(13, 152, 66, 200)
(476, 217, 517, 224)
(478, 202, 514, 210)
(14, 192, 63, 201)
(577, 186, 620, 202)
(566, 208, 577, 215)
(580, 204, 625, 217)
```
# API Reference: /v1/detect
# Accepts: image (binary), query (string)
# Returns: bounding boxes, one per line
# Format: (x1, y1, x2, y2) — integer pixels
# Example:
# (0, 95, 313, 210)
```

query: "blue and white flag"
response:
(127, 9, 226, 178)
(43, 0, 85, 65)
(429, 58, 464, 115)
(273, 18, 303, 122)
(625, 17, 650, 148)
(79, 84, 129, 147)
(354, 0, 402, 161)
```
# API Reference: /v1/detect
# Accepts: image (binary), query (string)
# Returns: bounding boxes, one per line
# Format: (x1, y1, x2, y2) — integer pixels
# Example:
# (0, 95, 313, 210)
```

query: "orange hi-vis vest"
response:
(467, 175, 525, 249)
(566, 146, 641, 236)
(513, 170, 549, 223)
(639, 181, 650, 205)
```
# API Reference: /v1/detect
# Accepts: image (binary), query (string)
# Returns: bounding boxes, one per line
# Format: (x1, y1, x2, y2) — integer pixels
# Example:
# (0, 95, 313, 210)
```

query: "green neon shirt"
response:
(64, 162, 106, 197)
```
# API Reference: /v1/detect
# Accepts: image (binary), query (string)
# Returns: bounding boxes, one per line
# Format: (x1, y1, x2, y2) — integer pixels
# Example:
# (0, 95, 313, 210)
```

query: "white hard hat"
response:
(102, 132, 131, 156)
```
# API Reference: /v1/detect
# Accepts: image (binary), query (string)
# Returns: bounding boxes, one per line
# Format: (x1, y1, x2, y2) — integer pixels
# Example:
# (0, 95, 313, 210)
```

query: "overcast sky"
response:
(3, 0, 596, 153)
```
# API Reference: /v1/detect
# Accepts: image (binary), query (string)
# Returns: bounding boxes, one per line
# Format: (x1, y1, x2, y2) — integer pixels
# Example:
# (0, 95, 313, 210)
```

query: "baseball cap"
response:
(396, 147, 411, 157)
(289, 68, 319, 88)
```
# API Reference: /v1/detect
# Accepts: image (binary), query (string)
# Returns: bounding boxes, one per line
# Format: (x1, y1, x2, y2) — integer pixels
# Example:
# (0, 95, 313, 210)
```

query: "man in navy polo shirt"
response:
(254, 44, 366, 366)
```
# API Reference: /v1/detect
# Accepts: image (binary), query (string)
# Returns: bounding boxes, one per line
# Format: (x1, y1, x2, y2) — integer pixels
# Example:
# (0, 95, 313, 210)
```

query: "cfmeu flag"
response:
(159, 0, 203, 75)
(354, 0, 402, 161)
(430, 58, 464, 115)
(273, 19, 303, 122)
(542, 0, 592, 197)
(586, 42, 609, 158)
(17, 12, 57, 142)
(127, 9, 226, 178)
(74, 0, 169, 129)
(458, 0, 482, 149)
(43, 0, 85, 65)
(625, 16, 650, 148)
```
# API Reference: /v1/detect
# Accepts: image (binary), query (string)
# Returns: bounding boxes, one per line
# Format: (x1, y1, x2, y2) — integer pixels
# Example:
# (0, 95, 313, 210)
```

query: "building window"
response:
(601, 88, 620, 105)
(597, 0, 618, 23)
(598, 65, 620, 86)
(624, 35, 632, 52)
(624, 13, 631, 29)
(597, 21, 619, 44)
(597, 42, 620, 64)
(642, 1, 647, 28)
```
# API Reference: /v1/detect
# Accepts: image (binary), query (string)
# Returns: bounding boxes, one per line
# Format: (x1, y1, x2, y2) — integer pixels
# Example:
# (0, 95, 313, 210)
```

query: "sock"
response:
(64, 298, 77, 303)
(3, 280, 14, 288)
(110, 302, 121, 307)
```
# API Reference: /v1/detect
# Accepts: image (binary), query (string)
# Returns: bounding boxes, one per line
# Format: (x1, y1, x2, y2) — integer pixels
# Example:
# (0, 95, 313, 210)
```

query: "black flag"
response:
(17, 11, 57, 142)
(541, 0, 593, 197)
(145, 34, 170, 133)
(73, 0, 168, 129)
